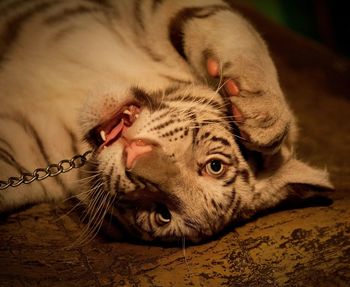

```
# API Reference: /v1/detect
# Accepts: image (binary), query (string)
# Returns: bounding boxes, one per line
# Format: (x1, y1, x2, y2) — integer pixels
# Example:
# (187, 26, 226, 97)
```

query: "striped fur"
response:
(0, 0, 332, 242)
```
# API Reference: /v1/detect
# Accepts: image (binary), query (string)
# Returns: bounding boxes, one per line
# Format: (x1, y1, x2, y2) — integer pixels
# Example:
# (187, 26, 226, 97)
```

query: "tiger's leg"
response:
(0, 114, 80, 214)
(168, 3, 294, 154)
(205, 55, 293, 154)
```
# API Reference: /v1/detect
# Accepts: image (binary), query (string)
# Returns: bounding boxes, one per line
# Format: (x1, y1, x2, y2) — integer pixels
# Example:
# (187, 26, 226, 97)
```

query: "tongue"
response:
(103, 119, 125, 147)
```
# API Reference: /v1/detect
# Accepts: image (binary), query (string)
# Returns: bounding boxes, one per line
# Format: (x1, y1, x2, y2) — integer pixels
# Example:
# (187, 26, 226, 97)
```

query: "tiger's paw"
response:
(207, 58, 242, 119)
(206, 57, 293, 154)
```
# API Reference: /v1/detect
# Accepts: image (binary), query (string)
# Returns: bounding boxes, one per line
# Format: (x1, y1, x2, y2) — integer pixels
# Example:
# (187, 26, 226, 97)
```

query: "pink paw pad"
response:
(232, 104, 244, 123)
(225, 79, 239, 97)
(206, 58, 220, 77)
(206, 58, 240, 96)
(206, 58, 243, 122)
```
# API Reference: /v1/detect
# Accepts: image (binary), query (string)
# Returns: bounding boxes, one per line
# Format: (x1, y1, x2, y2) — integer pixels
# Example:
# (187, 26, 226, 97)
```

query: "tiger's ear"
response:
(274, 158, 334, 205)
(281, 158, 333, 189)
(252, 156, 334, 213)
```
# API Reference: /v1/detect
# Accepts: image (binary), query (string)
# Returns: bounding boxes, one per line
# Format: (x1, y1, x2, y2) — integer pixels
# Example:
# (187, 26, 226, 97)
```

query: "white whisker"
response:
(182, 236, 191, 275)
(215, 60, 225, 94)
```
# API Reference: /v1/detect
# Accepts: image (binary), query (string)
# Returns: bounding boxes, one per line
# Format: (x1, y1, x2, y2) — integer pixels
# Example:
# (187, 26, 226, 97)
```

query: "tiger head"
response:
(80, 84, 332, 243)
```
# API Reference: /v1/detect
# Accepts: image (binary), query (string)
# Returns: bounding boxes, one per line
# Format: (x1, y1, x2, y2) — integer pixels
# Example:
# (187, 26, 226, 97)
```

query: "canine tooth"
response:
(100, 130, 106, 141)
(123, 110, 132, 116)
(135, 114, 139, 119)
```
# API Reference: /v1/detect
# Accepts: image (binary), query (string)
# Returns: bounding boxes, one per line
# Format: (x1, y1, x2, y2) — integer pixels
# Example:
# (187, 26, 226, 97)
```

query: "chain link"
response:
(0, 150, 93, 190)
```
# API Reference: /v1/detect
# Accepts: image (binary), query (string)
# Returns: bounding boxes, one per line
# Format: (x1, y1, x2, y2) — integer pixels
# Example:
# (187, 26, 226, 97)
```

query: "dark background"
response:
(244, 0, 349, 58)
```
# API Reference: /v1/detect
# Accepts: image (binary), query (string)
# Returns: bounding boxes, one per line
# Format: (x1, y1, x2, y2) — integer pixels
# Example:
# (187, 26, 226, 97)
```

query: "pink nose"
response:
(124, 139, 153, 169)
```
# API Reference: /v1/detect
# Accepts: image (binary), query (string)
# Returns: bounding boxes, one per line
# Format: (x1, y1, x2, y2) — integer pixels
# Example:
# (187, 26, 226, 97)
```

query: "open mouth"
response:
(93, 103, 141, 148)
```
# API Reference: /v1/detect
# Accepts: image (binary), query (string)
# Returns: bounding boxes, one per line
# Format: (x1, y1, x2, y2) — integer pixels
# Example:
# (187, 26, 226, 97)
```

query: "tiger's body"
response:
(0, 0, 332, 242)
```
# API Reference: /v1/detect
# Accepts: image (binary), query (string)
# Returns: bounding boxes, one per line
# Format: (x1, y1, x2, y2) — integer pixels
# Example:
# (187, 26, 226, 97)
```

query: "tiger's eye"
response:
(154, 204, 171, 226)
(205, 159, 225, 177)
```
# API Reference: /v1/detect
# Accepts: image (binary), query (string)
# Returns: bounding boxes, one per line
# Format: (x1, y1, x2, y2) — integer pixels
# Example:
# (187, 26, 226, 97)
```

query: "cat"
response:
(0, 0, 333, 242)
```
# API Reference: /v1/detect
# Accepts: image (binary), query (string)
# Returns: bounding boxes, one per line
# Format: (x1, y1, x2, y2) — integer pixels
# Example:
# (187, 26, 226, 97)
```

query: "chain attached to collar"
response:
(0, 150, 93, 190)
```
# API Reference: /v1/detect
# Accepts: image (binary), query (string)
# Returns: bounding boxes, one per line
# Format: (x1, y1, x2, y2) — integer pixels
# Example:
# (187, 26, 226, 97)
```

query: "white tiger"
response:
(0, 0, 332, 242)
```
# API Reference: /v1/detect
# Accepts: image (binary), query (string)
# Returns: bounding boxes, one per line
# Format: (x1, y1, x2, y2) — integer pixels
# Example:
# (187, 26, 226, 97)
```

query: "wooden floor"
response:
(0, 2, 349, 286)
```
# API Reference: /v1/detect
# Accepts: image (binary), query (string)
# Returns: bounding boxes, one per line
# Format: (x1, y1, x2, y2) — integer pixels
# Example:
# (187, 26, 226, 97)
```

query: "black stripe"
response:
(204, 145, 224, 154)
(203, 208, 216, 232)
(211, 198, 219, 212)
(134, 0, 144, 30)
(0, 1, 60, 65)
(44, 5, 101, 25)
(200, 119, 223, 128)
(0, 113, 50, 166)
(238, 169, 250, 184)
(0, 0, 35, 18)
(190, 113, 199, 147)
(63, 124, 79, 156)
(223, 173, 237, 187)
(105, 167, 113, 193)
(0, 137, 13, 153)
(239, 89, 264, 98)
(224, 122, 238, 139)
(160, 74, 192, 85)
(183, 218, 200, 232)
(168, 5, 231, 59)
(0, 146, 28, 174)
(132, 0, 164, 61)
(82, 0, 113, 9)
(151, 0, 165, 12)
(132, 87, 167, 111)
(124, 170, 137, 187)
(208, 151, 233, 161)
(148, 111, 172, 128)
(24, 119, 51, 166)
(0, 152, 18, 172)
(52, 24, 77, 42)
(211, 136, 230, 146)
(200, 132, 211, 140)
(256, 123, 290, 151)
(0, 0, 31, 16)
(152, 119, 175, 132)
(140, 44, 164, 62)
(164, 85, 182, 96)
(229, 197, 240, 218)
(132, 87, 156, 110)
(144, 213, 156, 238)
(220, 187, 238, 219)
(114, 174, 120, 195)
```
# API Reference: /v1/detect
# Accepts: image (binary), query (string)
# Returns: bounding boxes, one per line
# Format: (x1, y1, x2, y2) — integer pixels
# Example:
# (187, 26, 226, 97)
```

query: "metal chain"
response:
(0, 150, 93, 190)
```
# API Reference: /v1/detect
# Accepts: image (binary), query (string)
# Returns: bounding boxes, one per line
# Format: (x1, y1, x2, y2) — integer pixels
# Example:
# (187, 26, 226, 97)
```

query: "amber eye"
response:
(205, 159, 225, 177)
